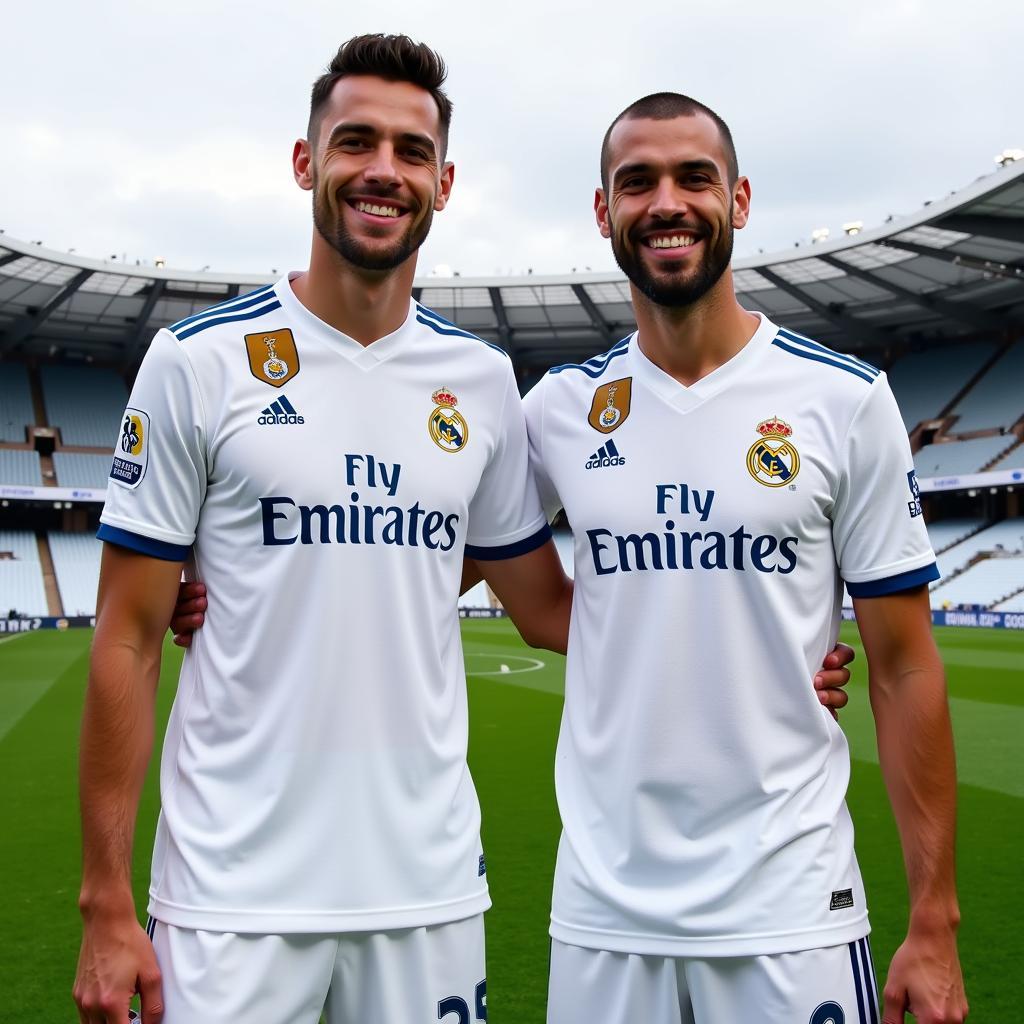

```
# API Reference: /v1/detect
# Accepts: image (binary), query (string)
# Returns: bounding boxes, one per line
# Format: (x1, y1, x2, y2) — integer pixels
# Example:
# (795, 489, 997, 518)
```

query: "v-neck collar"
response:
(629, 313, 777, 413)
(275, 272, 417, 371)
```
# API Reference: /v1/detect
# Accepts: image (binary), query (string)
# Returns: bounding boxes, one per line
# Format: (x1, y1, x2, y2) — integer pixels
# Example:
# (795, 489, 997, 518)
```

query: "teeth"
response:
(648, 235, 695, 249)
(355, 201, 400, 218)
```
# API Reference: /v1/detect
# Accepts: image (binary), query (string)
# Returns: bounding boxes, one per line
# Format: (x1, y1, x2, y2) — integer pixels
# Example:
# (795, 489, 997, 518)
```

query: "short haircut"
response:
(308, 34, 453, 156)
(600, 93, 738, 191)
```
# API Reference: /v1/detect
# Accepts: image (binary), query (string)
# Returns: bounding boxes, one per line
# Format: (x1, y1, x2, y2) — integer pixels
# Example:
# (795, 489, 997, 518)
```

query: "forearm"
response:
(78, 634, 160, 915)
(870, 655, 960, 930)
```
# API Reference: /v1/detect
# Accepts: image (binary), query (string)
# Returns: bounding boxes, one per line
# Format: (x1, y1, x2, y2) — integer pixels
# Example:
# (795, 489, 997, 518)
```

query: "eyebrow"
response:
(613, 158, 720, 182)
(326, 122, 437, 157)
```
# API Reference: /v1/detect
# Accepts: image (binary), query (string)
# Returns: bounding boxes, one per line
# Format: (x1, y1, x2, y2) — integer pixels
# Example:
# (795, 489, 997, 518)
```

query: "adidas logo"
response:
(585, 438, 625, 469)
(258, 395, 305, 425)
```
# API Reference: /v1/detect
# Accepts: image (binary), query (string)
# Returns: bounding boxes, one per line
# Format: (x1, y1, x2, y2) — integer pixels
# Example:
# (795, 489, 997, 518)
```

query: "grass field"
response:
(0, 621, 1020, 1021)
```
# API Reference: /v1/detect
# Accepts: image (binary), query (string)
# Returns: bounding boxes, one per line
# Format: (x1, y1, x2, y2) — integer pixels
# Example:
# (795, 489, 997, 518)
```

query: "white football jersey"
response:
(99, 274, 549, 933)
(523, 314, 937, 957)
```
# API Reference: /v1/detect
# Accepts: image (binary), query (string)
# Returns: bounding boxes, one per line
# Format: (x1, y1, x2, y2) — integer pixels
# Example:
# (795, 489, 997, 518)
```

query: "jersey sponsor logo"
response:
(906, 469, 923, 517)
(588, 377, 632, 434)
(257, 395, 305, 425)
(244, 329, 300, 388)
(109, 408, 150, 489)
(747, 416, 800, 487)
(585, 438, 626, 469)
(428, 387, 469, 453)
(829, 888, 855, 910)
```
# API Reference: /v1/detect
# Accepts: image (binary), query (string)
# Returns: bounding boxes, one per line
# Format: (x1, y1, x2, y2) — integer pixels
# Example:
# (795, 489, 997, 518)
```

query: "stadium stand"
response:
(0, 530, 47, 616)
(0, 448, 43, 486)
(0, 363, 35, 442)
(929, 557, 1024, 610)
(993, 591, 1024, 612)
(886, 342, 996, 433)
(991, 442, 1024, 470)
(947, 341, 1024, 434)
(933, 517, 1024, 585)
(48, 532, 102, 616)
(913, 436, 1018, 477)
(53, 452, 113, 489)
(40, 365, 126, 447)
(927, 518, 988, 554)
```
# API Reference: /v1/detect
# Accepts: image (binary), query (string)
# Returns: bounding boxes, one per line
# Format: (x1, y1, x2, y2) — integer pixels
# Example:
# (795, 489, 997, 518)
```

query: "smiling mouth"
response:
(644, 233, 698, 250)
(348, 199, 406, 219)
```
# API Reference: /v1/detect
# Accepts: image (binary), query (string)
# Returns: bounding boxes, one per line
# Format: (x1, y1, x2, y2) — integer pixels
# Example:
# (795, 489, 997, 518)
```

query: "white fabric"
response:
(547, 937, 879, 1024)
(100, 275, 547, 933)
(524, 316, 936, 957)
(153, 915, 486, 1024)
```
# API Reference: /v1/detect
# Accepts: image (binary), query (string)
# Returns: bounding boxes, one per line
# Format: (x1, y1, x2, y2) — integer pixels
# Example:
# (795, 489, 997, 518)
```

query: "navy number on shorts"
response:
(438, 980, 487, 1023)
(809, 1001, 845, 1024)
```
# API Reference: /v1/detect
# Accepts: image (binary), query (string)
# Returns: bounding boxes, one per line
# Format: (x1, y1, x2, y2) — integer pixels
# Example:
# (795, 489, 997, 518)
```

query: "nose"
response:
(648, 177, 687, 222)
(363, 143, 400, 189)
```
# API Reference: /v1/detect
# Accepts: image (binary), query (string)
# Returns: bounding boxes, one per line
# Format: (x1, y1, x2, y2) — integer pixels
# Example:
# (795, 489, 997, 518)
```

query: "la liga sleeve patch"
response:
(109, 407, 150, 489)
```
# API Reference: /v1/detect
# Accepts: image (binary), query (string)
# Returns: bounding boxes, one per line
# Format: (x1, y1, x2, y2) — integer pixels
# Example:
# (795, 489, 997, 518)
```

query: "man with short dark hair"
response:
(527, 94, 967, 1024)
(73, 34, 572, 1024)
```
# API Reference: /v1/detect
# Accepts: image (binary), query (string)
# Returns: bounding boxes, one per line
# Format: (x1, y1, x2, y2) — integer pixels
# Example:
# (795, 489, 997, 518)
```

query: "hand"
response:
(74, 911, 164, 1023)
(814, 641, 855, 717)
(882, 925, 968, 1023)
(170, 581, 207, 648)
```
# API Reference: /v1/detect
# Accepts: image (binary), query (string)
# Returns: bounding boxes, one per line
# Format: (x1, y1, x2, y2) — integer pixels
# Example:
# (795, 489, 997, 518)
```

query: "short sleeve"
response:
(522, 376, 564, 523)
(464, 366, 551, 561)
(97, 330, 207, 561)
(832, 375, 939, 596)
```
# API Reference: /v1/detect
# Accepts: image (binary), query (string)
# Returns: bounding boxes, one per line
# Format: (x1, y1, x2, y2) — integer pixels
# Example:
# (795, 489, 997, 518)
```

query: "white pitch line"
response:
(0, 633, 33, 646)
(464, 653, 545, 676)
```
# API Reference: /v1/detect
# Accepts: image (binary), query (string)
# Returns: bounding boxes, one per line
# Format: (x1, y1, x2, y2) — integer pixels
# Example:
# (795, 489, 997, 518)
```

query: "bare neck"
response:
(631, 271, 761, 386)
(290, 232, 417, 346)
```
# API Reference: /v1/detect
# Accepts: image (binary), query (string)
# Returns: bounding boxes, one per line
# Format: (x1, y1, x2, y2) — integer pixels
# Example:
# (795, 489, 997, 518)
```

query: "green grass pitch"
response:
(0, 621, 1020, 1021)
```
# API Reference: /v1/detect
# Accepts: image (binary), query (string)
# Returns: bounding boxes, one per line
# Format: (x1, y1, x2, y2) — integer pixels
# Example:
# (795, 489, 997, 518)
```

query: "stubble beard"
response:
(611, 209, 734, 309)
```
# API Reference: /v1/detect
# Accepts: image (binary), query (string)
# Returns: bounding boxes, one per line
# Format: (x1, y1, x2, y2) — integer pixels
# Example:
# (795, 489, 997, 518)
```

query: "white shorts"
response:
(547, 936, 879, 1024)
(150, 914, 486, 1024)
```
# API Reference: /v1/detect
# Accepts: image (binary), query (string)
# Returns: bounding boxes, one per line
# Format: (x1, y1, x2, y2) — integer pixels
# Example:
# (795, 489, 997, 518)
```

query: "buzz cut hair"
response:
(308, 34, 453, 157)
(600, 92, 738, 191)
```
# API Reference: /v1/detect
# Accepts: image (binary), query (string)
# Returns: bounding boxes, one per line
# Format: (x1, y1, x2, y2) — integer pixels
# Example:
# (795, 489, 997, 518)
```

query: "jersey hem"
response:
(847, 562, 939, 597)
(549, 912, 870, 958)
(466, 522, 552, 560)
(148, 889, 491, 934)
(841, 550, 937, 585)
(97, 523, 190, 562)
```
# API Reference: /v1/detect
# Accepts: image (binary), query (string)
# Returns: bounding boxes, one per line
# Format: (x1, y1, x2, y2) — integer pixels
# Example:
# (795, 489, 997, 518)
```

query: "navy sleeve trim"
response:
(465, 523, 552, 561)
(97, 524, 190, 562)
(846, 562, 939, 597)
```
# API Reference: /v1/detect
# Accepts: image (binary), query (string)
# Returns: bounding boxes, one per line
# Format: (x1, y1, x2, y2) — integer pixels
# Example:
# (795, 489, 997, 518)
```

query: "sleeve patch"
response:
(109, 408, 150, 489)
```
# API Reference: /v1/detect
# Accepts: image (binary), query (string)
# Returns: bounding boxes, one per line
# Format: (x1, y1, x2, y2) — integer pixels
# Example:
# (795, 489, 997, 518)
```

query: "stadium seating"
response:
(926, 518, 987, 553)
(53, 452, 112, 489)
(48, 531, 102, 616)
(886, 342, 996, 432)
(0, 529, 46, 616)
(993, 591, 1024, 612)
(929, 556, 1024, 609)
(913, 436, 1017, 477)
(0, 448, 43, 486)
(0, 363, 35, 442)
(933, 517, 1024, 583)
(947, 341, 1024, 434)
(991, 442, 1024, 471)
(40, 365, 127, 447)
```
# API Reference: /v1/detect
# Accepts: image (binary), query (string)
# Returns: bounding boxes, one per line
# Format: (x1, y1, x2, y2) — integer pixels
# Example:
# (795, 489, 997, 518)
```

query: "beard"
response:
(610, 211, 733, 309)
(312, 175, 433, 272)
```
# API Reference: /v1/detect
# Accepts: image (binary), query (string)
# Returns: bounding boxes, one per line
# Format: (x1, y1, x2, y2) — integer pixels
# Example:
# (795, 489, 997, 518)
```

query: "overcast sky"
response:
(3, 0, 1021, 279)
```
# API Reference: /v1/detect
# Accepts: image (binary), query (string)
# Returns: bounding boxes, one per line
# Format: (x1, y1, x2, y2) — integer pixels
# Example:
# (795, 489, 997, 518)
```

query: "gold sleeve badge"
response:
(245, 329, 300, 388)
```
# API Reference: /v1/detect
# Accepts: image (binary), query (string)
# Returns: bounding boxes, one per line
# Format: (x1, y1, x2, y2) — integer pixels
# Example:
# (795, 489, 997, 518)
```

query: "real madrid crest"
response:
(747, 416, 800, 487)
(588, 377, 632, 434)
(244, 329, 300, 388)
(428, 387, 469, 453)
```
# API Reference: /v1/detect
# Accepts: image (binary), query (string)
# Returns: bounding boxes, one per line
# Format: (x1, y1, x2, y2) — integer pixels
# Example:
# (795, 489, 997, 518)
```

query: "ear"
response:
(434, 161, 455, 212)
(595, 187, 612, 239)
(293, 139, 313, 192)
(731, 175, 751, 230)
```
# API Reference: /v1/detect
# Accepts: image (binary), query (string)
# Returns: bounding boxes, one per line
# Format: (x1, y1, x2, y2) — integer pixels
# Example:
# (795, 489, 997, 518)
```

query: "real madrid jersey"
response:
(99, 274, 549, 933)
(522, 314, 938, 958)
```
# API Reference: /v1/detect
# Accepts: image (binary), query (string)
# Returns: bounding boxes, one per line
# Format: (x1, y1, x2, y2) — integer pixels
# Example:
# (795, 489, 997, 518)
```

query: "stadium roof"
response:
(2, 160, 1023, 371)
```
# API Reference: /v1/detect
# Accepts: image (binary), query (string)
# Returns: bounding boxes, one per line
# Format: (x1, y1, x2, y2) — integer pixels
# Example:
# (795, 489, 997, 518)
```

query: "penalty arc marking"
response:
(464, 654, 545, 676)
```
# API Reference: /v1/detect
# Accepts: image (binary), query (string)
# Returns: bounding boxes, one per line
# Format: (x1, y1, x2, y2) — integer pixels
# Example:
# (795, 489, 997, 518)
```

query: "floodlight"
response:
(842, 222, 863, 236)
(995, 148, 1024, 166)
(810, 227, 830, 244)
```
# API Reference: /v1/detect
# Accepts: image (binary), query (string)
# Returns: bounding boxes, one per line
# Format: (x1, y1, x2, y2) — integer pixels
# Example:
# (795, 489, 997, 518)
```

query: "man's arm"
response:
(74, 543, 183, 1024)
(853, 587, 968, 1024)
(468, 541, 574, 654)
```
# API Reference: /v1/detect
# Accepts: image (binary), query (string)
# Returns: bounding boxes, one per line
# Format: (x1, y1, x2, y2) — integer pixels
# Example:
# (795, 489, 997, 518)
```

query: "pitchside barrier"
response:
(840, 608, 1024, 629)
